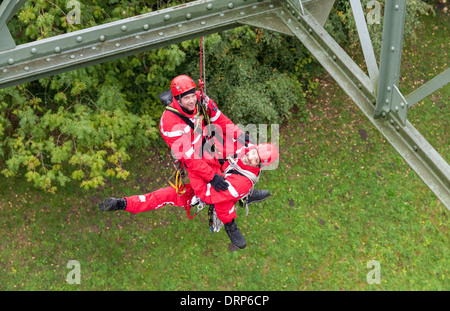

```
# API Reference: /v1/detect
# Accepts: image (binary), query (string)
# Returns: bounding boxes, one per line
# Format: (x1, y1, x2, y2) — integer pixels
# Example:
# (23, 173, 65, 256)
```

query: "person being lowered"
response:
(99, 143, 279, 249)
(159, 75, 271, 205)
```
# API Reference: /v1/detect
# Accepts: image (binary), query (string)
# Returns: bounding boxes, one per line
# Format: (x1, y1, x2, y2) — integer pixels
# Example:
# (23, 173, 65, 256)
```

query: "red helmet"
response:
(171, 75, 196, 97)
(256, 143, 279, 166)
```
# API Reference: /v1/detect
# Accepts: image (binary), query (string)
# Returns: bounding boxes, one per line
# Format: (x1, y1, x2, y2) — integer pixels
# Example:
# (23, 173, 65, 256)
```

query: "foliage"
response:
(325, 0, 435, 58)
(177, 27, 315, 125)
(1, 0, 316, 192)
(1, 1, 189, 192)
(0, 0, 436, 192)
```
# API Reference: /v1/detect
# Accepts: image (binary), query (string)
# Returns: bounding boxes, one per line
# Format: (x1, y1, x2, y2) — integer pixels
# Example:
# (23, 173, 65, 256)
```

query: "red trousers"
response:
(124, 168, 254, 224)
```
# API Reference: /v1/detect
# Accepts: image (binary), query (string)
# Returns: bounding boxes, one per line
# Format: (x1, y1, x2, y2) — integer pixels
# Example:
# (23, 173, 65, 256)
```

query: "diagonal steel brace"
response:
(279, 0, 450, 209)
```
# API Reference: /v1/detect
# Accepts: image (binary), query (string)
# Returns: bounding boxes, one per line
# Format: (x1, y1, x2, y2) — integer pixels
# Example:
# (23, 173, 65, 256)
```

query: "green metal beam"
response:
(405, 68, 450, 109)
(0, 0, 279, 89)
(292, 0, 335, 26)
(375, 0, 407, 119)
(349, 0, 379, 94)
(0, 0, 28, 29)
(0, 0, 28, 51)
(280, 0, 450, 209)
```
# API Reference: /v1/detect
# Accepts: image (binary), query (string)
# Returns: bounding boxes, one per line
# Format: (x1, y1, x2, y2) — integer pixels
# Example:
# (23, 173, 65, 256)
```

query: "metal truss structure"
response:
(0, 0, 449, 209)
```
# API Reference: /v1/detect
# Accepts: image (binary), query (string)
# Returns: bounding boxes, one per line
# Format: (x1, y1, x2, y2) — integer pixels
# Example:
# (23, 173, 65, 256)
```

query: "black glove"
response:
(210, 173, 229, 192)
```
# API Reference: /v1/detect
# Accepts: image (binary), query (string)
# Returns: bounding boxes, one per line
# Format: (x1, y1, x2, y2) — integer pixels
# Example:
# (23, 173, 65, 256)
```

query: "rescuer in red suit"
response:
(99, 143, 279, 249)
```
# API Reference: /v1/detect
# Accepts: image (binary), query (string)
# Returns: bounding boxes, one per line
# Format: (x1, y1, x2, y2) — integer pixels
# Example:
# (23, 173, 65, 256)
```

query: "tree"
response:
(0, 0, 434, 193)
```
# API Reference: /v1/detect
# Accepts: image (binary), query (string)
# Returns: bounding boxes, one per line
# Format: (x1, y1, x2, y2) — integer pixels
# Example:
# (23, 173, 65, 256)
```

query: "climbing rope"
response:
(199, 36, 206, 96)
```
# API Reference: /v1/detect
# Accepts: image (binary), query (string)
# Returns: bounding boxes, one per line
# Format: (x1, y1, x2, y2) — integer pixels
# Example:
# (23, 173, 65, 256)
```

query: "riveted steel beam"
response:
(0, 0, 28, 51)
(0, 0, 281, 89)
(349, 0, 379, 94)
(290, 0, 335, 26)
(406, 68, 450, 109)
(374, 0, 449, 127)
(280, 0, 450, 209)
(375, 0, 407, 120)
(0, 0, 28, 29)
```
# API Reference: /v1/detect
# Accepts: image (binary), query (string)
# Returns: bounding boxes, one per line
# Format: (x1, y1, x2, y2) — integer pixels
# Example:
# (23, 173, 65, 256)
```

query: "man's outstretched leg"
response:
(99, 185, 194, 214)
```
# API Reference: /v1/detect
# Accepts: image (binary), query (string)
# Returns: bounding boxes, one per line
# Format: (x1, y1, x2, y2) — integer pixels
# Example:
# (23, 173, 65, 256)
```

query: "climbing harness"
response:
(206, 155, 261, 233)
(168, 160, 186, 196)
(223, 155, 260, 217)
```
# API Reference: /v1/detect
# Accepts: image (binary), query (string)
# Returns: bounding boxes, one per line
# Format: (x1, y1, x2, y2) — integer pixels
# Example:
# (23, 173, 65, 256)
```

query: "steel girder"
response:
(0, 0, 285, 89)
(277, 0, 449, 209)
(0, 0, 448, 209)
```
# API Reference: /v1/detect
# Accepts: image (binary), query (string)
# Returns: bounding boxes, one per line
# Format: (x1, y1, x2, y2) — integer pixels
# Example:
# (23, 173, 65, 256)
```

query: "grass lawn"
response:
(0, 11, 448, 291)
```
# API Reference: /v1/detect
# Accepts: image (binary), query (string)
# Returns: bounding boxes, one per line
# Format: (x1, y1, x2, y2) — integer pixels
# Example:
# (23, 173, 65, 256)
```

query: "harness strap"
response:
(223, 156, 259, 186)
(165, 104, 216, 153)
(168, 161, 186, 196)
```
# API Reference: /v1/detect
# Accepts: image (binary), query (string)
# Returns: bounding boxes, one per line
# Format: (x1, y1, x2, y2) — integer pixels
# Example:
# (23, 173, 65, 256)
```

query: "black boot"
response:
(224, 219, 246, 249)
(99, 197, 127, 211)
(239, 190, 271, 207)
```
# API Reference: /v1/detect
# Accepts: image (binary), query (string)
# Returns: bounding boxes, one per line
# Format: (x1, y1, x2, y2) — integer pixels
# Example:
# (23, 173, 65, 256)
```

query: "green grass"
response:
(0, 12, 448, 291)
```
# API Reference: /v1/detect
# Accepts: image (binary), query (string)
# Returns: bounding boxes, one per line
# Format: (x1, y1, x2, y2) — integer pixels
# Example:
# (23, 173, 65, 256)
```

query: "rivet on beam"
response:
(99, 35, 106, 41)
(121, 25, 127, 31)
(8, 58, 14, 65)
(186, 13, 192, 19)
(76, 36, 83, 42)
(31, 48, 37, 54)
(164, 14, 171, 21)
(54, 47, 61, 53)
(143, 24, 149, 30)
(207, 4, 213, 10)
(115, 43, 121, 47)
(228, 3, 234, 9)
(24, 66, 29, 71)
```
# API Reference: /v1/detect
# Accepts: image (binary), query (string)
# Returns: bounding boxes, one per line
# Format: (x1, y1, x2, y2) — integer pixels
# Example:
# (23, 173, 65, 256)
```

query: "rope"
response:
(199, 36, 207, 98)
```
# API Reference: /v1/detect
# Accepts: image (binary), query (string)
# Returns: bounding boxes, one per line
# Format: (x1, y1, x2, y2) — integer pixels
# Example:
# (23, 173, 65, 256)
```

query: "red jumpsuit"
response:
(124, 158, 260, 224)
(159, 91, 244, 183)
(157, 91, 248, 223)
